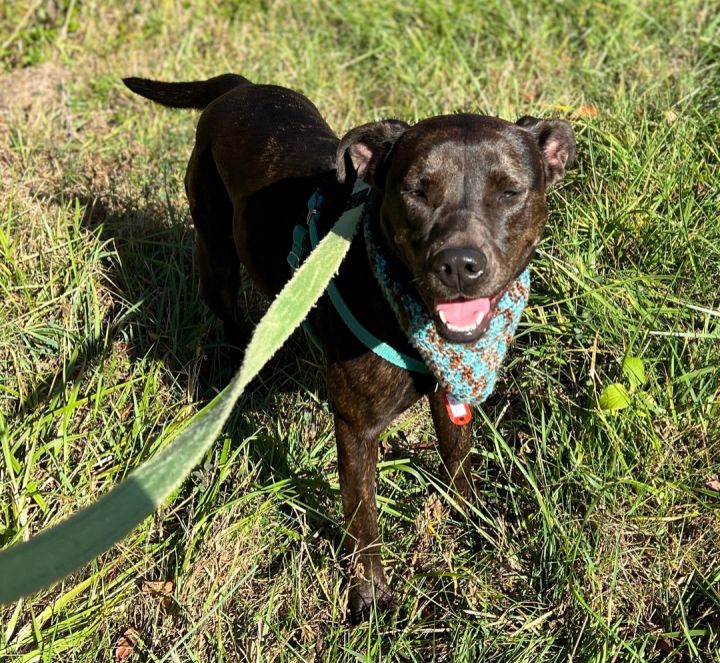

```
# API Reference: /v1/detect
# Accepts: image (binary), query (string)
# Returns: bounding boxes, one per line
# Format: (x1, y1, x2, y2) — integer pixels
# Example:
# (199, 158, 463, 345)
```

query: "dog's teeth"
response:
(438, 307, 493, 334)
(445, 321, 479, 333)
(439, 311, 476, 332)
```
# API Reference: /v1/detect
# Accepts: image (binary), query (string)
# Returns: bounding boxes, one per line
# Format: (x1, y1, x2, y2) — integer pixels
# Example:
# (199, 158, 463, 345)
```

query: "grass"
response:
(1, 0, 719, 660)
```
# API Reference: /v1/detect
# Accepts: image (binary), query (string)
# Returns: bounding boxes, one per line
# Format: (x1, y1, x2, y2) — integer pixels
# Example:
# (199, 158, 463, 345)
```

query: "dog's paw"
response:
(348, 580, 394, 624)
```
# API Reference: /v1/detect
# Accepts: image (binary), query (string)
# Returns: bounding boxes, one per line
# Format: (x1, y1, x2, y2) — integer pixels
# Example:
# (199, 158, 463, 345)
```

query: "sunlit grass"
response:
(1, 0, 719, 660)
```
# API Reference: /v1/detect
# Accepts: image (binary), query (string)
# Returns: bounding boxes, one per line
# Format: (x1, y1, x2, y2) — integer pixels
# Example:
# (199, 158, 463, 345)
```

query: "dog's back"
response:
(124, 74, 338, 201)
(124, 73, 343, 326)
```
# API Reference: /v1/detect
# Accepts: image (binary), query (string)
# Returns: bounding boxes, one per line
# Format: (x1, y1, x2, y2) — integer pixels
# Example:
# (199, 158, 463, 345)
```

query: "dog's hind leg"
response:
(185, 146, 250, 352)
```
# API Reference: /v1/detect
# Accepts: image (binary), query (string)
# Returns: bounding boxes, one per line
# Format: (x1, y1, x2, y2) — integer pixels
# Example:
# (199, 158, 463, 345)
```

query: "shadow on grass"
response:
(27, 184, 326, 380)
(19, 184, 337, 516)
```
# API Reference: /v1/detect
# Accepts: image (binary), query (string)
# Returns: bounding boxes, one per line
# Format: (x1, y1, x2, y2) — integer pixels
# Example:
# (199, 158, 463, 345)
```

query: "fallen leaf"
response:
(572, 104, 599, 119)
(115, 628, 139, 662)
(140, 580, 174, 595)
(425, 493, 443, 523)
(140, 579, 175, 613)
(706, 477, 720, 492)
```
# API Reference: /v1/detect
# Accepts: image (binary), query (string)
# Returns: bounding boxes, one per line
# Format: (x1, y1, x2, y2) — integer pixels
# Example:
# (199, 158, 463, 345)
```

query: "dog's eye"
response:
(501, 190, 520, 199)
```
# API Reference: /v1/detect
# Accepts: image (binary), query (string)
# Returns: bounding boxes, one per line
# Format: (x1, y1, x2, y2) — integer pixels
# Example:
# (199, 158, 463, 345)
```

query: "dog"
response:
(123, 73, 575, 621)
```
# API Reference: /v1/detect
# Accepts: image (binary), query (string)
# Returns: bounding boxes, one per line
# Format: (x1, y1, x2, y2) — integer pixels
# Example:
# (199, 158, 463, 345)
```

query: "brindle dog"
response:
(123, 73, 575, 621)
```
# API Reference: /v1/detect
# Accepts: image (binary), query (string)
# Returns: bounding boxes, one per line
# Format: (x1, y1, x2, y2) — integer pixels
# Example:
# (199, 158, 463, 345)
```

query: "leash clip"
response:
(444, 392, 472, 426)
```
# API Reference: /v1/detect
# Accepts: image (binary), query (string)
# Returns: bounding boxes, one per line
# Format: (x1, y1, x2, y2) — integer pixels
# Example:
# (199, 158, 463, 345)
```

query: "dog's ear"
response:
(516, 116, 576, 188)
(336, 120, 409, 187)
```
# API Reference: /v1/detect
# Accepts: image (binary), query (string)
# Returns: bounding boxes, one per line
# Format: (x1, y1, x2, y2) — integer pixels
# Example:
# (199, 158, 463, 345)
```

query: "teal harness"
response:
(288, 181, 429, 373)
(288, 181, 530, 410)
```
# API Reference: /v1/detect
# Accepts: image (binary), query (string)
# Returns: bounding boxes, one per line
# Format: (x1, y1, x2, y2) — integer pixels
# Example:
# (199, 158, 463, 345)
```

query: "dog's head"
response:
(337, 113, 575, 342)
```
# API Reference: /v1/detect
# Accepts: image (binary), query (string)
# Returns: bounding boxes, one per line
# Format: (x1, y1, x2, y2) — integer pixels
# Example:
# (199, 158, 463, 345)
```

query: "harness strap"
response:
(287, 224, 308, 271)
(288, 181, 430, 374)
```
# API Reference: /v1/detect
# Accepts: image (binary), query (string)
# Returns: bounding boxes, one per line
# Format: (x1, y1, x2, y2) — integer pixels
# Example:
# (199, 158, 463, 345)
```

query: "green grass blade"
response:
(0, 202, 361, 605)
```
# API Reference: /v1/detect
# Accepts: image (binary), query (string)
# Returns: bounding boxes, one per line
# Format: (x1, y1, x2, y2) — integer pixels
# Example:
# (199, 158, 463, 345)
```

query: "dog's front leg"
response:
(326, 351, 421, 620)
(334, 414, 392, 621)
(428, 390, 473, 501)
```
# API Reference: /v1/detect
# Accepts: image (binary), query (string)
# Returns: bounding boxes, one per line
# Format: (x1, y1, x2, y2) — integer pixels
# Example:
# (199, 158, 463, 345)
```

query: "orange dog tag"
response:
(444, 392, 472, 426)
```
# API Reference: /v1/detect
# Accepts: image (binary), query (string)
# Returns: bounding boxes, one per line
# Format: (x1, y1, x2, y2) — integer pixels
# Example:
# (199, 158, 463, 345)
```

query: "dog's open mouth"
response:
(434, 291, 504, 342)
(437, 297, 491, 332)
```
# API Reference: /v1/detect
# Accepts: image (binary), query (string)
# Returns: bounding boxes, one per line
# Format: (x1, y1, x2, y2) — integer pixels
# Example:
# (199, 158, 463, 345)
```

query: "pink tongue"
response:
(436, 298, 491, 327)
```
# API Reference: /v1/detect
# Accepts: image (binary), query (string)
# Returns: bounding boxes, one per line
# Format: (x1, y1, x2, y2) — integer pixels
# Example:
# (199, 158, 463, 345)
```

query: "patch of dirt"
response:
(0, 60, 68, 115)
(0, 60, 69, 161)
(0, 60, 163, 230)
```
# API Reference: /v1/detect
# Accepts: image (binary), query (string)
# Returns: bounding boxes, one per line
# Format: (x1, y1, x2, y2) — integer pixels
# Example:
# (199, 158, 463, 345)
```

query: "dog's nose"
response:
(431, 247, 487, 290)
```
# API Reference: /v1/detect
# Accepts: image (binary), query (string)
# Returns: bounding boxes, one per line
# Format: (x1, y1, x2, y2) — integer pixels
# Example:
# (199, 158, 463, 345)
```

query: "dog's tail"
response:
(122, 73, 250, 109)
